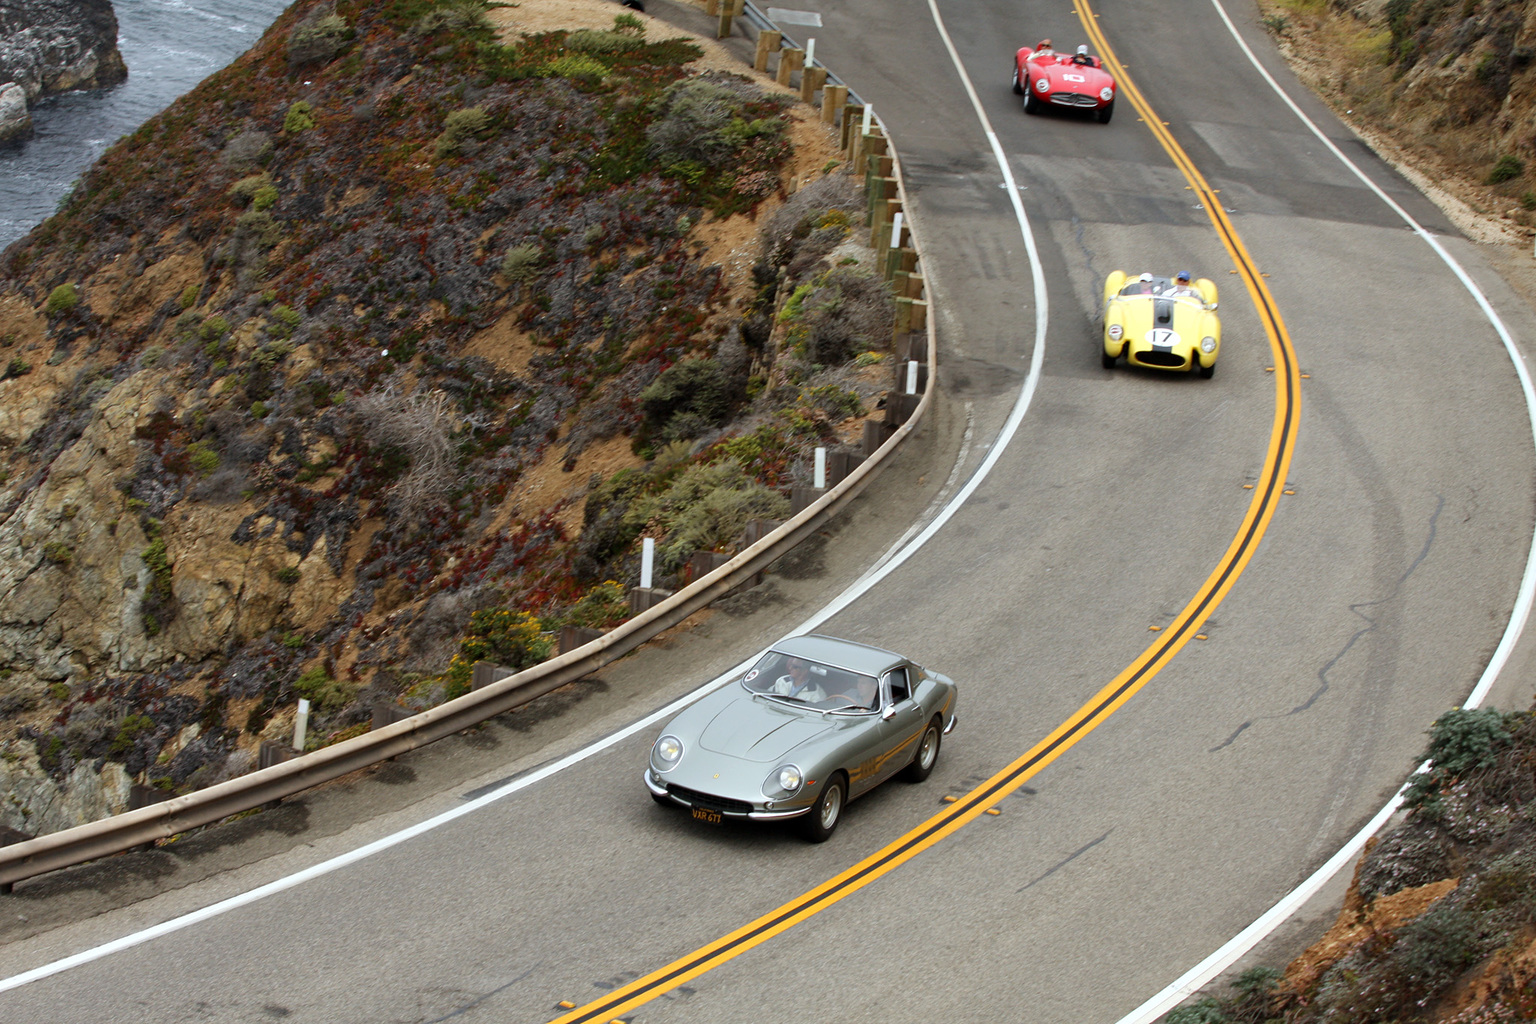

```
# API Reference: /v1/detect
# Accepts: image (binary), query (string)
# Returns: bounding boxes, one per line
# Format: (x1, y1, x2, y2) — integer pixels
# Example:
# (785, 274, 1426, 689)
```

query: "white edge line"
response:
(1112, 4, 1536, 1022)
(0, 7, 1049, 994)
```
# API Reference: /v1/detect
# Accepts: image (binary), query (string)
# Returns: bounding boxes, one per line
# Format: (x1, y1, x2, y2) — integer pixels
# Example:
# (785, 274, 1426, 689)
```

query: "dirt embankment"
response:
(1259, 0, 1536, 244)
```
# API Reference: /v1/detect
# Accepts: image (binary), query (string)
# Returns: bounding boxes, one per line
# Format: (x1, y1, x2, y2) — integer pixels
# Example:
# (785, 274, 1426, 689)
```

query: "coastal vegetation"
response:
(0, 0, 895, 827)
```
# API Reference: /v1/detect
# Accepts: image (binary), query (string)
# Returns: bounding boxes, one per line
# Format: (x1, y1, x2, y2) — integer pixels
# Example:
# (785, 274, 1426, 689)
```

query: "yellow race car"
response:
(1101, 271, 1221, 378)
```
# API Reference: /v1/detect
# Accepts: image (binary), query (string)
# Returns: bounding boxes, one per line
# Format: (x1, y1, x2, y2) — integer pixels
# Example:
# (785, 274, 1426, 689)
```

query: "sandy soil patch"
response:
(463, 310, 542, 374)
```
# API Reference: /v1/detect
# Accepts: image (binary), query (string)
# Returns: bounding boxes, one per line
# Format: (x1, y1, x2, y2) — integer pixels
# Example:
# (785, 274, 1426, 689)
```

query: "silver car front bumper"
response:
(644, 771, 810, 820)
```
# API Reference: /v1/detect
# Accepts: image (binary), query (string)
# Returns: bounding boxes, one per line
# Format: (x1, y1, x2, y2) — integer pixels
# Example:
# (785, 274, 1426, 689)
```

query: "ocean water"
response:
(0, 0, 292, 250)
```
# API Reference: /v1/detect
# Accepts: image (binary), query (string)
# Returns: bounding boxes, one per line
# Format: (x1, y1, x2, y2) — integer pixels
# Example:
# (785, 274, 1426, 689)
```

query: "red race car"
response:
(1012, 41, 1116, 123)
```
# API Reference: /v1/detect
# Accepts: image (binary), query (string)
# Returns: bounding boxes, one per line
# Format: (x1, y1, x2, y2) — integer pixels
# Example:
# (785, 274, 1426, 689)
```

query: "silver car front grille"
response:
(1049, 92, 1100, 108)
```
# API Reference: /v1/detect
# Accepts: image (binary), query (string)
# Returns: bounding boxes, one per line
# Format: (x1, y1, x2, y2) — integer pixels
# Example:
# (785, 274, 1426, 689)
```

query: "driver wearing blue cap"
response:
(1164, 270, 1200, 299)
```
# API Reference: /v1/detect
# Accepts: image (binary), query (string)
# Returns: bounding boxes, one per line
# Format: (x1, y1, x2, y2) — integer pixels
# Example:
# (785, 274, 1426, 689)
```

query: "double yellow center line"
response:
(551, 2, 1301, 1019)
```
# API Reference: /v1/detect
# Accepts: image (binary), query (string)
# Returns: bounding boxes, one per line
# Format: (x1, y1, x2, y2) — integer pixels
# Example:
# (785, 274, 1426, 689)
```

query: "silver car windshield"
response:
(742, 651, 880, 711)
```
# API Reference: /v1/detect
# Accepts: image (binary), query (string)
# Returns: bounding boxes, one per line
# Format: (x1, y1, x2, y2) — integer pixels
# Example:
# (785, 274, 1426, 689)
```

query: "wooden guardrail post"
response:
(821, 83, 847, 124)
(755, 29, 782, 71)
(840, 103, 863, 154)
(776, 47, 805, 87)
(717, 0, 742, 38)
(801, 66, 826, 104)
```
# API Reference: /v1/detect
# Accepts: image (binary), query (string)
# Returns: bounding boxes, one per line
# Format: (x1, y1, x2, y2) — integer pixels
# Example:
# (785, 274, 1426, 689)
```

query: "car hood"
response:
(1031, 60, 1113, 90)
(1114, 296, 1215, 346)
(678, 694, 835, 763)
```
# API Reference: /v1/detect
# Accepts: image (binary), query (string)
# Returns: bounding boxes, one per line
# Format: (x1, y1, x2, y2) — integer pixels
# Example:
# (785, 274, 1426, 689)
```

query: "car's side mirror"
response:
(1207, 302, 1218, 311)
(881, 706, 897, 721)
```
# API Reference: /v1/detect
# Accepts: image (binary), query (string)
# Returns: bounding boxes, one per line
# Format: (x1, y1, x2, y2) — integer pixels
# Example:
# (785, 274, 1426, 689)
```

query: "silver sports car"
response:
(644, 634, 959, 841)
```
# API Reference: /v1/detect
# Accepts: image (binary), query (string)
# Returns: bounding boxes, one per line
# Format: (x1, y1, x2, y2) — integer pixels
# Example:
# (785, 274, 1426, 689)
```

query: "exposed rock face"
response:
(0, 0, 127, 142)
(0, 743, 132, 836)
(0, 81, 29, 143)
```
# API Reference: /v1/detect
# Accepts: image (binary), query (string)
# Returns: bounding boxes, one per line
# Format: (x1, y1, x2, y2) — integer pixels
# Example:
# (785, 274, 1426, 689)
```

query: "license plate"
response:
(691, 807, 722, 825)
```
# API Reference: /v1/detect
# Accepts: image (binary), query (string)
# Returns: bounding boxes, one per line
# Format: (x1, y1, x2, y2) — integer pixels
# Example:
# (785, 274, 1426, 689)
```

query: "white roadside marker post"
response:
(814, 447, 827, 489)
(906, 360, 919, 394)
(640, 536, 655, 590)
(293, 698, 310, 752)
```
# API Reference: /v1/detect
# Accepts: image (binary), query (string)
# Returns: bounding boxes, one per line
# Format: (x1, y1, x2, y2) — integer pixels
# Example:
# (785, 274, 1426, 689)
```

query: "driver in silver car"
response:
(771, 657, 828, 702)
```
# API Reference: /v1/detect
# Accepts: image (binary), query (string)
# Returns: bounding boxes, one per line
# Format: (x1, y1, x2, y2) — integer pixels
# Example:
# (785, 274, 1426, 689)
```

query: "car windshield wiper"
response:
(753, 691, 806, 706)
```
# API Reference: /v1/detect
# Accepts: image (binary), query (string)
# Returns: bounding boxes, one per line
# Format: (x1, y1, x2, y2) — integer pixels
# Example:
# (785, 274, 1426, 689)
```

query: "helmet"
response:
(1035, 38, 1052, 50)
(1139, 273, 1154, 283)
(1176, 270, 1191, 282)
(1076, 44, 1088, 55)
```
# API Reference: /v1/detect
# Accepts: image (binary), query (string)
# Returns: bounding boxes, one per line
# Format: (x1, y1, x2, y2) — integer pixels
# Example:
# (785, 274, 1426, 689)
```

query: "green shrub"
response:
(251, 184, 279, 211)
(499, 243, 544, 284)
(108, 714, 155, 758)
(178, 284, 202, 309)
(293, 665, 356, 712)
(45, 283, 79, 317)
(199, 315, 230, 341)
(253, 338, 294, 368)
(284, 101, 316, 134)
(612, 12, 645, 35)
(186, 440, 220, 477)
(269, 303, 301, 338)
(434, 106, 490, 157)
(542, 54, 608, 84)
(227, 174, 272, 206)
(140, 536, 175, 636)
(1405, 706, 1515, 809)
(562, 581, 629, 630)
(42, 542, 72, 566)
(646, 80, 785, 172)
(288, 12, 353, 67)
(140, 345, 166, 369)
(1164, 999, 1228, 1024)
(443, 609, 553, 689)
(49, 682, 71, 702)
(409, 0, 493, 37)
(275, 566, 301, 584)
(801, 383, 863, 421)
(1487, 154, 1524, 184)
(630, 460, 789, 571)
(568, 29, 644, 54)
(3, 358, 32, 379)
(638, 357, 742, 443)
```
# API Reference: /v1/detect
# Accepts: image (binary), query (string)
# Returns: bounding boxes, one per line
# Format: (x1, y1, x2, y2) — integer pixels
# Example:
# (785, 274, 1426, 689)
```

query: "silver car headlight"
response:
(764, 763, 804, 797)
(1201, 336, 1216, 353)
(651, 735, 683, 773)
(1100, 87, 1114, 102)
(1035, 78, 1050, 92)
(1107, 324, 1124, 341)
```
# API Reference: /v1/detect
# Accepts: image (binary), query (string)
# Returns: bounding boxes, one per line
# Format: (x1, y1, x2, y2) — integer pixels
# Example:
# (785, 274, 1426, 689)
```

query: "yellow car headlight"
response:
(1107, 324, 1124, 341)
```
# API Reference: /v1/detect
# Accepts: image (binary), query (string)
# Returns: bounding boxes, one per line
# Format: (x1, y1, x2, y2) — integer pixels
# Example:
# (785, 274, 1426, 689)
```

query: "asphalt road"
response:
(5, 0, 1536, 1021)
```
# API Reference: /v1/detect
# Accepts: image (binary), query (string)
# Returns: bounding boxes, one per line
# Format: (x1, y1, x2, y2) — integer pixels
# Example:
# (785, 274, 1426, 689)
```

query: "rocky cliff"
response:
(0, 0, 128, 142)
(1261, 0, 1536, 241)
(0, 0, 885, 832)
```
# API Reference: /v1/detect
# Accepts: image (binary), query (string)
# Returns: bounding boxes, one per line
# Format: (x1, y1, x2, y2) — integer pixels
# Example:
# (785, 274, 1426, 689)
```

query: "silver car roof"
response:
(769, 634, 906, 677)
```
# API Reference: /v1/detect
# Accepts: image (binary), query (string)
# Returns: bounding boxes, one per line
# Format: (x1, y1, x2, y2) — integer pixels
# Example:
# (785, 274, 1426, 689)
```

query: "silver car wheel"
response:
(917, 726, 938, 770)
(820, 781, 842, 829)
(799, 774, 846, 843)
(901, 718, 943, 783)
